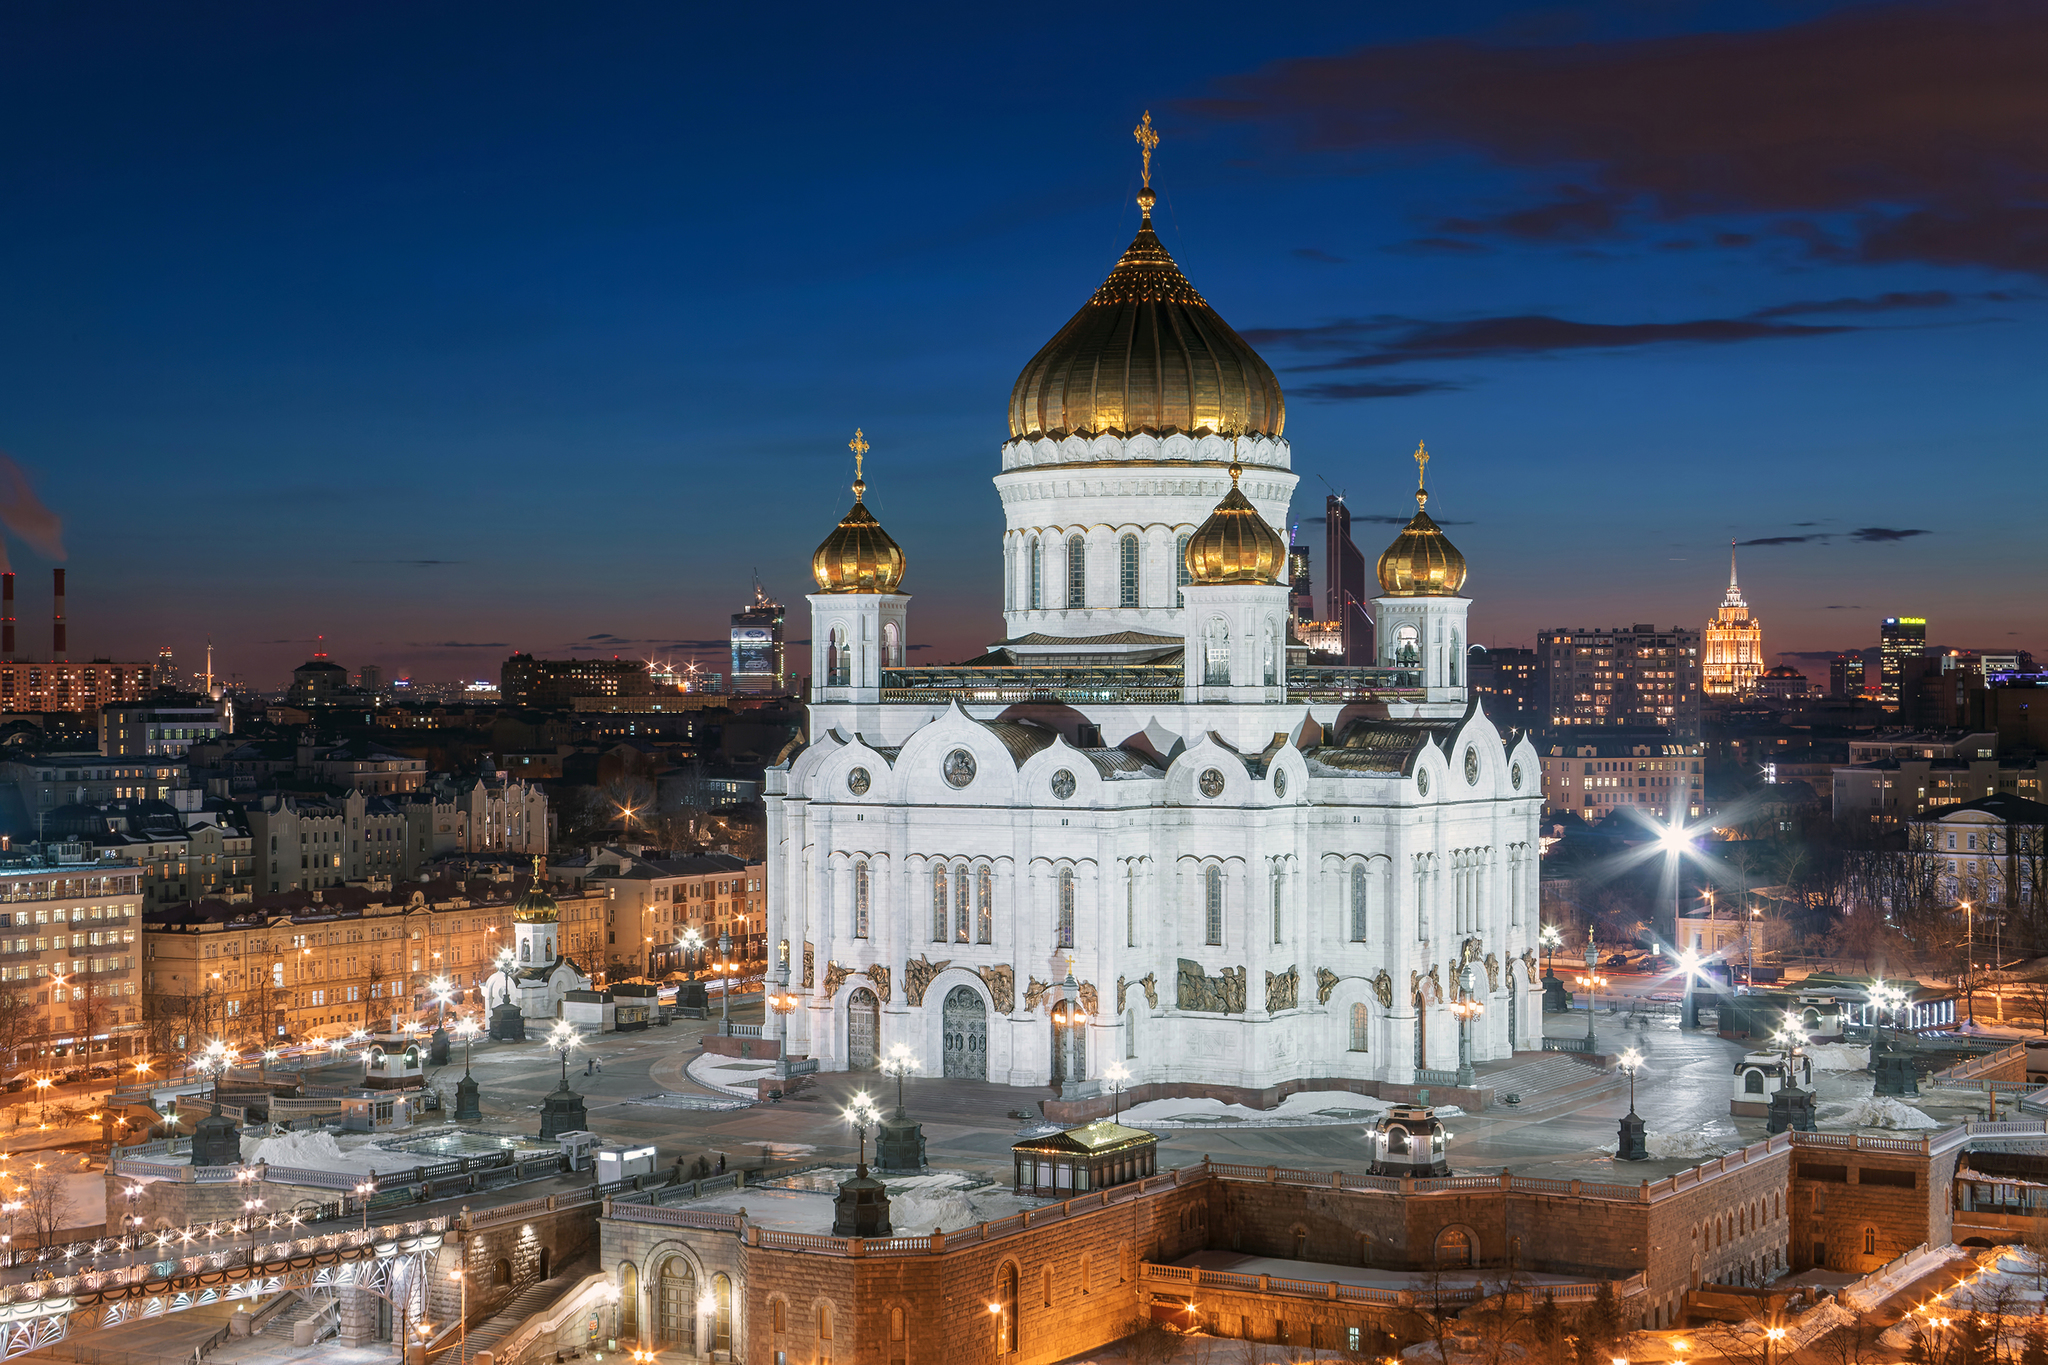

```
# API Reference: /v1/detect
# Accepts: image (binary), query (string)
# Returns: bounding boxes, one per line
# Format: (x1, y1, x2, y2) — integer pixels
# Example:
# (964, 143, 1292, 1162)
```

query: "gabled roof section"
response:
(1076, 746, 1164, 781)
(979, 719, 1060, 768)
(1303, 717, 1460, 777)
(1928, 793, 2048, 825)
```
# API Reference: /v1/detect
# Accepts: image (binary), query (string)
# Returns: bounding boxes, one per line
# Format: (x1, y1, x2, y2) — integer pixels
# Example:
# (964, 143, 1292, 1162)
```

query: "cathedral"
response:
(762, 126, 1543, 1099)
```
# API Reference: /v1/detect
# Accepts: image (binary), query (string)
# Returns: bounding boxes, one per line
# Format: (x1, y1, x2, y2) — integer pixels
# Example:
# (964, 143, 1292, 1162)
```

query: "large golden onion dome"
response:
(512, 855, 558, 924)
(1376, 442, 1468, 597)
(1007, 185, 1285, 443)
(1185, 462, 1287, 585)
(811, 429, 907, 594)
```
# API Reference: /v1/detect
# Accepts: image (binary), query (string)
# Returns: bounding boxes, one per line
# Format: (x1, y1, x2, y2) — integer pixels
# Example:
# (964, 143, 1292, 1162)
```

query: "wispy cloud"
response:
(1295, 379, 1461, 401)
(1737, 528, 1931, 546)
(410, 641, 509, 648)
(352, 559, 464, 567)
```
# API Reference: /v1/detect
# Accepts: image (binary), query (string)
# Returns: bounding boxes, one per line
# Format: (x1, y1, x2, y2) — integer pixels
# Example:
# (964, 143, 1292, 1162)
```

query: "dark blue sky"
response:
(5, 0, 2042, 687)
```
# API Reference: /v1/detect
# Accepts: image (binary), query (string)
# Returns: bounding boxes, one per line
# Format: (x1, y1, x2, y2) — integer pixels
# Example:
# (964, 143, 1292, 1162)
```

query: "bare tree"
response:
(16, 1161, 78, 1246)
(1114, 1314, 1181, 1365)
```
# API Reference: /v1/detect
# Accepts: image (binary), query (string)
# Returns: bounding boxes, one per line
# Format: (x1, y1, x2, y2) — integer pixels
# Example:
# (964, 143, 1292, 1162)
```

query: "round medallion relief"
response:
(1273, 769, 1288, 799)
(1511, 761, 1524, 791)
(1416, 768, 1431, 797)
(1198, 768, 1226, 799)
(846, 766, 870, 796)
(1465, 746, 1480, 786)
(1050, 768, 1076, 800)
(943, 748, 977, 789)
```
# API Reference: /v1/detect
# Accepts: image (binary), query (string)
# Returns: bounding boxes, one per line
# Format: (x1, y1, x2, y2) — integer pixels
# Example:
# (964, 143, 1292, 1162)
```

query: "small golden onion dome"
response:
(812, 431, 907, 594)
(1184, 462, 1287, 585)
(1376, 442, 1467, 596)
(1008, 187, 1285, 442)
(512, 855, 558, 924)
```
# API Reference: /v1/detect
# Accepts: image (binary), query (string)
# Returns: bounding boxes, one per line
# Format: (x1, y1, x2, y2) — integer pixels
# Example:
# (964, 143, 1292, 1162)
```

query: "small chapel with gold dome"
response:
(764, 119, 1542, 1102)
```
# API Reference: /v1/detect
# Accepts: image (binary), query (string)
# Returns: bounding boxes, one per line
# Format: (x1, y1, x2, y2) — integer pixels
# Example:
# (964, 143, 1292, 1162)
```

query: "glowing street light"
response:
(1102, 1060, 1132, 1122)
(842, 1090, 881, 1170)
(547, 1021, 581, 1088)
(878, 1044, 920, 1118)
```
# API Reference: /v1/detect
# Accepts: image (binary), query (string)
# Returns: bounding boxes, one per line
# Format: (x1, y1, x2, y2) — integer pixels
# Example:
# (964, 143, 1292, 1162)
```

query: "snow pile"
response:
(889, 1188, 978, 1233)
(1804, 1043, 1871, 1072)
(1648, 1131, 1729, 1160)
(1842, 1096, 1942, 1130)
(1118, 1089, 1389, 1129)
(244, 1130, 434, 1174)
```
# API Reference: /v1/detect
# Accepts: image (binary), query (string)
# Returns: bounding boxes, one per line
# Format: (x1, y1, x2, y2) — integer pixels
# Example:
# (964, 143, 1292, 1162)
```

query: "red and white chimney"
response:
(2, 571, 14, 662)
(52, 568, 65, 660)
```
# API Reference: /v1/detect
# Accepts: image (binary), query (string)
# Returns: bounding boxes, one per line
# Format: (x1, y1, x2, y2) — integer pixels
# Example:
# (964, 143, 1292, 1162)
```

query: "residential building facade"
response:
(0, 854, 146, 1068)
(1536, 735, 1706, 820)
(1539, 625, 1702, 738)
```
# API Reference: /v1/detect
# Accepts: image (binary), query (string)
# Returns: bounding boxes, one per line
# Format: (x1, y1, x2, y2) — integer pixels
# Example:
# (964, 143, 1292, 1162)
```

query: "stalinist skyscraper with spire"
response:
(1703, 544, 1764, 697)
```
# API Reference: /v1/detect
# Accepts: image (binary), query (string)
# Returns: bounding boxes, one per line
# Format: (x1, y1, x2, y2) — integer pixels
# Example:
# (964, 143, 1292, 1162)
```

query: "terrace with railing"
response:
(874, 663, 1422, 708)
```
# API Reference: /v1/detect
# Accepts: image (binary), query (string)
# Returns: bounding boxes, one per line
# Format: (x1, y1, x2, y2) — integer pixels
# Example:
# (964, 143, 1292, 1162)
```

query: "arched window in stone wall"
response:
(1204, 865, 1223, 945)
(976, 866, 993, 944)
(1175, 533, 1191, 607)
(828, 626, 850, 686)
(1028, 538, 1042, 610)
(853, 861, 870, 939)
(1203, 619, 1230, 685)
(1350, 863, 1370, 942)
(1350, 1003, 1370, 1052)
(954, 862, 971, 943)
(931, 864, 949, 942)
(1057, 867, 1076, 949)
(996, 1263, 1020, 1355)
(1119, 535, 1139, 608)
(711, 1274, 733, 1354)
(1066, 535, 1086, 609)
(619, 1262, 638, 1339)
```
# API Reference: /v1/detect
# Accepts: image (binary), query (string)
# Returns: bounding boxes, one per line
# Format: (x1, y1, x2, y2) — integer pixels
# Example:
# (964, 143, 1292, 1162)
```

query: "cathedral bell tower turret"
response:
(1373, 443, 1471, 710)
(1179, 461, 1291, 704)
(808, 429, 911, 714)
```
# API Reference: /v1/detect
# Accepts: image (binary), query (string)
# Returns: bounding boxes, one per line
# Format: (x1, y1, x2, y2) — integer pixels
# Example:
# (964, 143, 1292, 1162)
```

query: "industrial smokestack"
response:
(52, 567, 64, 660)
(2, 571, 13, 662)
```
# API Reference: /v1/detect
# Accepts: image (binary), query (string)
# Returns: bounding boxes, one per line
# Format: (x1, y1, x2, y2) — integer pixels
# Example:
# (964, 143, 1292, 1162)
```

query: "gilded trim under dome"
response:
(812, 429, 907, 594)
(1007, 188, 1285, 444)
(1185, 461, 1287, 585)
(1376, 442, 1468, 597)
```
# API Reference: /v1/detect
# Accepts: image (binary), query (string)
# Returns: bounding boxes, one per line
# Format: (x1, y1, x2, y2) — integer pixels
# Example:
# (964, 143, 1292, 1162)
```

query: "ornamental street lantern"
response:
(1368, 1104, 1450, 1178)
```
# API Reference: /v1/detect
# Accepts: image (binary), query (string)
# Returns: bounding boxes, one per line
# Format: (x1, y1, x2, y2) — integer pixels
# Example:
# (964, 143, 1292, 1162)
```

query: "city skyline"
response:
(4, 1, 2042, 685)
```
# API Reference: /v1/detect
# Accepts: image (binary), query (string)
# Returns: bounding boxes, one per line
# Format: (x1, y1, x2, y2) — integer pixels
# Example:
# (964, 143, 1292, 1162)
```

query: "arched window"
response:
(1744, 1070, 1765, 1094)
(1263, 620, 1278, 686)
(1028, 537, 1042, 610)
(1126, 871, 1137, 947)
(1350, 1002, 1370, 1052)
(932, 864, 949, 942)
(519, 940, 530, 963)
(1350, 863, 1369, 942)
(655, 1259, 696, 1351)
(1204, 866, 1223, 945)
(1435, 1227, 1473, 1268)
(619, 1262, 638, 1339)
(828, 626, 850, 686)
(1204, 619, 1230, 685)
(853, 861, 870, 939)
(1175, 532, 1192, 607)
(1066, 534, 1087, 608)
(1057, 867, 1076, 948)
(711, 1274, 733, 1353)
(881, 621, 901, 668)
(1119, 534, 1139, 608)
(1863, 1227, 1877, 1255)
(996, 1263, 1020, 1355)
(976, 866, 993, 943)
(1079, 1252, 1092, 1295)
(1450, 629, 1460, 684)
(1395, 623, 1419, 668)
(954, 859, 970, 945)
(1271, 868, 1284, 945)
(818, 1303, 832, 1341)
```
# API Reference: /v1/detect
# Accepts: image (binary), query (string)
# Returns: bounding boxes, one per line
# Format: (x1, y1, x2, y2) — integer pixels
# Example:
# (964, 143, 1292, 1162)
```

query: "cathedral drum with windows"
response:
(764, 130, 1542, 1100)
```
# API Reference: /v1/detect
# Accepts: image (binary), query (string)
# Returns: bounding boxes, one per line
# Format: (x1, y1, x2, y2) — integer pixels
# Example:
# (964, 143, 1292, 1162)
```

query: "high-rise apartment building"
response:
(1468, 645, 1540, 729)
(1324, 494, 1372, 665)
(501, 654, 657, 708)
(1881, 616, 1927, 707)
(1702, 545, 1763, 696)
(1286, 539, 1313, 623)
(1539, 625, 1702, 739)
(1829, 653, 1866, 699)
(729, 582, 786, 693)
(0, 571, 154, 714)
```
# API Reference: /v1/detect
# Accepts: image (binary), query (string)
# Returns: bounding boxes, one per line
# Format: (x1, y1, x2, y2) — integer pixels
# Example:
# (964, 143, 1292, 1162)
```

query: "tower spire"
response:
(1730, 539, 1739, 590)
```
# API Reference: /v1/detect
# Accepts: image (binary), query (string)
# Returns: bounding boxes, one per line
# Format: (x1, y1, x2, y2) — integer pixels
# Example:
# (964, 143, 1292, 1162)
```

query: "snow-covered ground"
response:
(1879, 1248, 2045, 1351)
(685, 1053, 773, 1097)
(690, 1168, 1039, 1235)
(1804, 1043, 1871, 1072)
(243, 1129, 485, 1174)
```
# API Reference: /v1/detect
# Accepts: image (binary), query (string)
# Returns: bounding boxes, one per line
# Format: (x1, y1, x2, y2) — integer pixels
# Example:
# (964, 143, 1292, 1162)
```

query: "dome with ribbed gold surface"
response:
(1185, 462, 1287, 585)
(1376, 442, 1467, 597)
(1008, 187, 1285, 443)
(812, 429, 906, 594)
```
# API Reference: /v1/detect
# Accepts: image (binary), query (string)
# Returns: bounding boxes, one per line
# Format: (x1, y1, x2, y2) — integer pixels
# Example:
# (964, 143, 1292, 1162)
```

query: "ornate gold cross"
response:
(1414, 440, 1429, 488)
(849, 428, 868, 486)
(1133, 110, 1159, 188)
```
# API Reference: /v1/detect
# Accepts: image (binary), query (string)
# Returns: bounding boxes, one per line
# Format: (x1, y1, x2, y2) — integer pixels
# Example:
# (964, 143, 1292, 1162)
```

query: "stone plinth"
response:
(538, 1082, 587, 1139)
(455, 1072, 482, 1122)
(428, 1027, 450, 1066)
(190, 1105, 242, 1167)
(876, 1112, 925, 1173)
(1767, 1086, 1817, 1134)
(1542, 974, 1570, 1013)
(831, 1163, 891, 1237)
(1873, 1048, 1919, 1097)
(1617, 1111, 1648, 1160)
(488, 1000, 526, 1042)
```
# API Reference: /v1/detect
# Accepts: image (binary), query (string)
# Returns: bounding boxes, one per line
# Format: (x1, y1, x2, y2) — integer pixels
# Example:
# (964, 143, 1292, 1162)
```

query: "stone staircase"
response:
(459, 1254, 597, 1365)
(1481, 1054, 1616, 1105)
(255, 1290, 338, 1343)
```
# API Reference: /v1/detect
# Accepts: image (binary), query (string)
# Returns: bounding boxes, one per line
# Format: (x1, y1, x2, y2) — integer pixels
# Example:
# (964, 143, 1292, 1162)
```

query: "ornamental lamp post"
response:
(1574, 972, 1608, 1045)
(1450, 965, 1484, 1087)
(1616, 1046, 1648, 1160)
(717, 932, 734, 1029)
(1102, 1060, 1132, 1122)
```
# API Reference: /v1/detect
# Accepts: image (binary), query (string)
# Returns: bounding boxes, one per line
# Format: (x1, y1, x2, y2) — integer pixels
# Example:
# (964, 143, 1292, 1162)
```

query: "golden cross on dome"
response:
(1133, 110, 1159, 189)
(1414, 440, 1430, 507)
(849, 428, 869, 496)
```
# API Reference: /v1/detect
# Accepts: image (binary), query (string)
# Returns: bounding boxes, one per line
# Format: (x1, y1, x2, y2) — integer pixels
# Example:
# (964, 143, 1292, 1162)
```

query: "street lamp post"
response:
(717, 932, 733, 1030)
(767, 938, 796, 1079)
(453, 1016, 482, 1122)
(1574, 970, 1608, 1045)
(1102, 1060, 1131, 1122)
(355, 1179, 374, 1231)
(1962, 900, 1975, 1024)
(1616, 1046, 1648, 1159)
(1450, 965, 1484, 1087)
(450, 1268, 468, 1365)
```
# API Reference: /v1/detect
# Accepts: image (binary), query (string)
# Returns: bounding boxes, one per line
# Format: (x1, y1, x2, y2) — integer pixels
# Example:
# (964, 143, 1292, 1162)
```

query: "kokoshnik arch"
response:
(764, 120, 1543, 1095)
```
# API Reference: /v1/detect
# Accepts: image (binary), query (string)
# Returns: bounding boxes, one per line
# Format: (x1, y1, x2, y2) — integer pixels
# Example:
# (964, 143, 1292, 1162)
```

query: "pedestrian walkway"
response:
(1480, 1054, 1613, 1100)
(457, 1252, 598, 1363)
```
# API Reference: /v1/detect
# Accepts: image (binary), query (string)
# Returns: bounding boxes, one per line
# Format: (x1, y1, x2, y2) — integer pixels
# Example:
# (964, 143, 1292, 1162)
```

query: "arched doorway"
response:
(655, 1257, 697, 1352)
(619, 1263, 637, 1340)
(1435, 1226, 1473, 1268)
(847, 988, 880, 1070)
(943, 985, 987, 1079)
